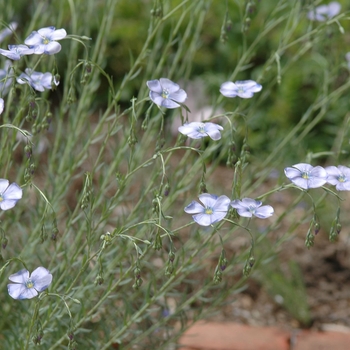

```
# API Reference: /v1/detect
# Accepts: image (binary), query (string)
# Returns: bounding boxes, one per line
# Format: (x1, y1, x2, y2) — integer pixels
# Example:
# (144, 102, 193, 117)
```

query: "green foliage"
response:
(259, 260, 312, 327)
(0, 0, 349, 348)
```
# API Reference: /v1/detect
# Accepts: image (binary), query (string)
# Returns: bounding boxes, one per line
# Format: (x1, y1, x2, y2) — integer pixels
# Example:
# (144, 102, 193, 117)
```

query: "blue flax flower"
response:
(17, 69, 59, 92)
(307, 2, 341, 21)
(0, 22, 17, 43)
(231, 198, 274, 219)
(0, 98, 3, 115)
(0, 60, 13, 95)
(184, 193, 230, 226)
(0, 179, 22, 210)
(178, 122, 224, 141)
(0, 45, 34, 60)
(8, 267, 52, 299)
(346, 53, 350, 70)
(147, 78, 187, 109)
(25, 26, 67, 55)
(284, 163, 327, 189)
(325, 165, 350, 191)
(220, 80, 262, 99)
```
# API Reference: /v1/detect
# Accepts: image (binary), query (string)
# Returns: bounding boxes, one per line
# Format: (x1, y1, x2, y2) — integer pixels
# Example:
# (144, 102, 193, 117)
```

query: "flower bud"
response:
(24, 144, 32, 159)
(94, 274, 104, 286)
(1, 236, 8, 250)
(153, 233, 162, 251)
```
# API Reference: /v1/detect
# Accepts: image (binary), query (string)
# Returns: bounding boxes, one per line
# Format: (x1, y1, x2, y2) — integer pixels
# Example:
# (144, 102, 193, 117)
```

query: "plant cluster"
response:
(0, 0, 350, 348)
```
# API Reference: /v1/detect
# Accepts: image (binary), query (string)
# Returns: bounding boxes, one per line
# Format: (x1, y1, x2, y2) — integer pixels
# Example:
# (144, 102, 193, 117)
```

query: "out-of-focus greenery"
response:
(1, 1, 350, 349)
(4, 0, 350, 161)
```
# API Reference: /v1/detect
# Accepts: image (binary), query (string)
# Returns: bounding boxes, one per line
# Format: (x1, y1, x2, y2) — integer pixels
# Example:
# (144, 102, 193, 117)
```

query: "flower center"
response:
(338, 175, 346, 183)
(42, 37, 50, 45)
(301, 171, 310, 179)
(237, 87, 245, 93)
(0, 195, 3, 202)
(26, 279, 34, 289)
(161, 89, 169, 99)
(248, 206, 256, 213)
(205, 207, 213, 215)
(197, 125, 205, 134)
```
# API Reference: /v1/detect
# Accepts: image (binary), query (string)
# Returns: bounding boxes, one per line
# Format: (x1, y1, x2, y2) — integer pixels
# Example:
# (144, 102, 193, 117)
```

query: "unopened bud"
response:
(1, 236, 8, 249)
(336, 223, 342, 234)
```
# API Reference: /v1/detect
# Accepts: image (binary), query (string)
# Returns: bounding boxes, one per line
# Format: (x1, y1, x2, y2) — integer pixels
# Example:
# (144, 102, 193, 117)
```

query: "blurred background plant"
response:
(0, 0, 350, 348)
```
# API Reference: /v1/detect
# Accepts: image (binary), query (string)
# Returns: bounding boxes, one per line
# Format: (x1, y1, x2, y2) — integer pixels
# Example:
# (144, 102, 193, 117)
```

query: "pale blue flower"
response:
(0, 179, 22, 210)
(0, 98, 3, 115)
(220, 80, 262, 99)
(147, 78, 187, 109)
(346, 53, 350, 69)
(307, 2, 341, 21)
(284, 163, 327, 189)
(326, 165, 350, 191)
(0, 60, 13, 95)
(0, 22, 18, 43)
(17, 69, 59, 92)
(230, 198, 274, 219)
(0, 45, 34, 60)
(184, 193, 230, 226)
(178, 122, 224, 140)
(25, 26, 67, 55)
(7, 267, 52, 300)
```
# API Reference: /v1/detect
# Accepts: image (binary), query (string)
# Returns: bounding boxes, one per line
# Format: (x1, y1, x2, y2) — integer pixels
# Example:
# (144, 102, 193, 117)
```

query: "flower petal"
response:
(327, 2, 341, 17)
(337, 165, 350, 177)
(159, 78, 180, 93)
(213, 195, 231, 212)
(178, 124, 204, 139)
(146, 80, 162, 94)
(335, 182, 350, 191)
(17, 287, 39, 300)
(9, 44, 33, 54)
(310, 165, 327, 179)
(231, 198, 260, 210)
(325, 166, 340, 185)
(37, 26, 56, 37)
(235, 80, 262, 92)
(0, 22, 17, 43)
(289, 177, 309, 189)
(149, 91, 164, 106)
(0, 49, 21, 60)
(44, 41, 62, 55)
(31, 267, 52, 292)
(192, 213, 213, 226)
(284, 167, 301, 180)
(307, 177, 327, 188)
(169, 89, 187, 103)
(184, 200, 204, 214)
(289, 163, 313, 173)
(204, 123, 223, 141)
(198, 193, 219, 208)
(219, 81, 237, 98)
(3, 182, 22, 200)
(0, 199, 20, 210)
(49, 28, 67, 41)
(41, 73, 54, 89)
(237, 91, 255, 98)
(8, 283, 27, 299)
(8, 269, 29, 283)
(209, 210, 228, 223)
(0, 178, 9, 193)
(161, 98, 181, 109)
(0, 98, 4, 114)
(254, 205, 274, 218)
(24, 32, 42, 46)
(236, 208, 253, 217)
(31, 44, 46, 55)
